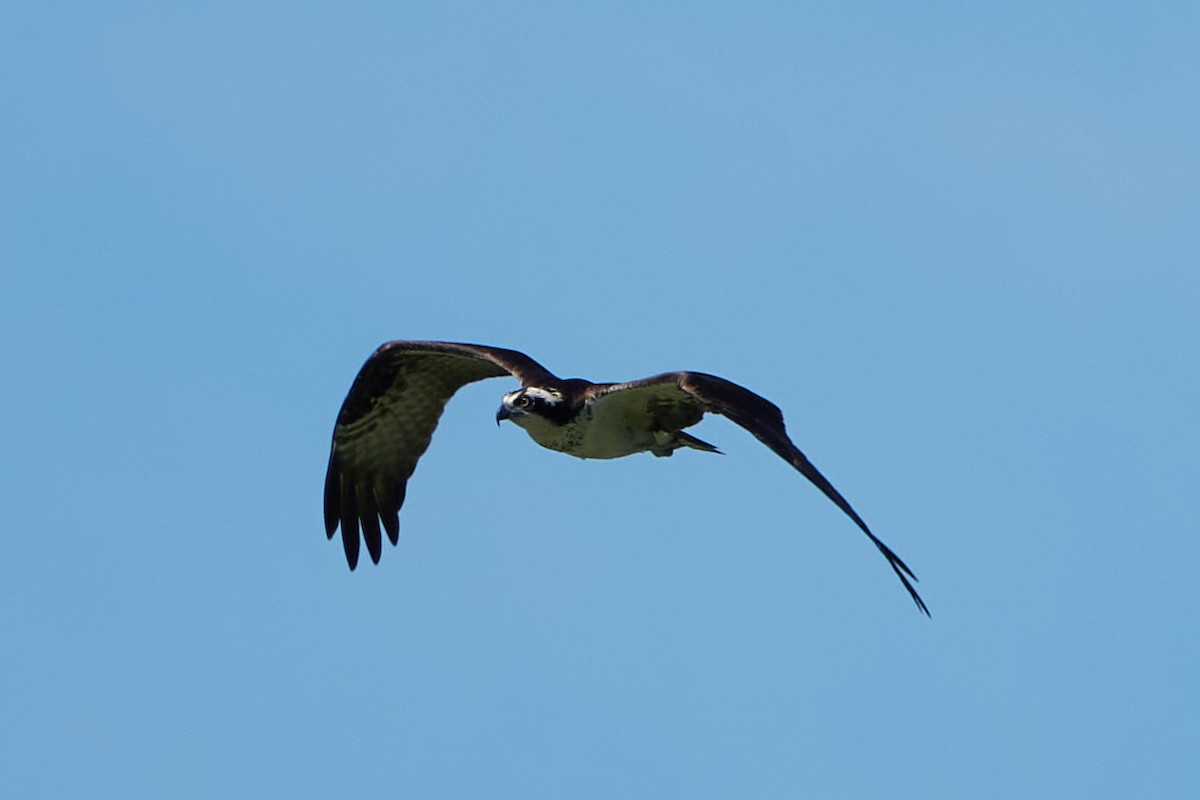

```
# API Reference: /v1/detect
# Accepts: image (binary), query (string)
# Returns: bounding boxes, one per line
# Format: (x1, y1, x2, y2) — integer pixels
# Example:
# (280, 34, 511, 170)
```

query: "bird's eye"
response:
(517, 394, 533, 408)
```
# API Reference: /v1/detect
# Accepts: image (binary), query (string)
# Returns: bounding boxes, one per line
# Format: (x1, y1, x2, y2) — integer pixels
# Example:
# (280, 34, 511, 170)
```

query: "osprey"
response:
(324, 341, 929, 615)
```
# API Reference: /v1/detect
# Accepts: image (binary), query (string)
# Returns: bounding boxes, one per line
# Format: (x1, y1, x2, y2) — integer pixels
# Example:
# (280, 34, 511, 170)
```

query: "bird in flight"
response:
(323, 341, 929, 615)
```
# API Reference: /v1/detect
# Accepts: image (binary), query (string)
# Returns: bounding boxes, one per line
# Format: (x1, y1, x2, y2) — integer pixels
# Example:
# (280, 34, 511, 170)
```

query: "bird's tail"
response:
(677, 431, 722, 454)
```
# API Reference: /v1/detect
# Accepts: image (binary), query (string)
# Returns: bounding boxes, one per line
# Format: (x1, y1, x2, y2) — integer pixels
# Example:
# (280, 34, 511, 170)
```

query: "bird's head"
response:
(496, 386, 565, 427)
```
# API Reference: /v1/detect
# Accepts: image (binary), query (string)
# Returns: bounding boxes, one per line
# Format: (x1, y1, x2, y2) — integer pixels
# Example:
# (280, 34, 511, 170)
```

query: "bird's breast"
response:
(516, 404, 653, 460)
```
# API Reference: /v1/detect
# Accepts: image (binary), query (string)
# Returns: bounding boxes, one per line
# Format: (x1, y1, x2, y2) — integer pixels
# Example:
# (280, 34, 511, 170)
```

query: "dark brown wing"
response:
(595, 372, 929, 615)
(324, 341, 557, 569)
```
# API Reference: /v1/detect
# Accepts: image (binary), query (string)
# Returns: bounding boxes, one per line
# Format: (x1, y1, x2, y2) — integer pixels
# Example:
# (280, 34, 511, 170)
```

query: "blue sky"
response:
(3, 3, 1198, 797)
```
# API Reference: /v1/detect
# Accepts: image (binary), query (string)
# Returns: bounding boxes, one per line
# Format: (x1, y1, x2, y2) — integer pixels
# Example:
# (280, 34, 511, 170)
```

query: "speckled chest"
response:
(516, 398, 652, 460)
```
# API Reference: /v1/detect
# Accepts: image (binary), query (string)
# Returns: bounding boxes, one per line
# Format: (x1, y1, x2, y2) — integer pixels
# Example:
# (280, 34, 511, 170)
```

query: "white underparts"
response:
(507, 396, 718, 460)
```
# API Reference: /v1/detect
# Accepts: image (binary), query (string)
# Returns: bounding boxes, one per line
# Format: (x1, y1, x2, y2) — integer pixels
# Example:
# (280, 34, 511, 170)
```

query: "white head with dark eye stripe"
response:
(496, 386, 565, 426)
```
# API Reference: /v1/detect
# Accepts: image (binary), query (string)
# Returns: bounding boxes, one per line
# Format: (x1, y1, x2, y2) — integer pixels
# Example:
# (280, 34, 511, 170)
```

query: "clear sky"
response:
(3, 3, 1198, 798)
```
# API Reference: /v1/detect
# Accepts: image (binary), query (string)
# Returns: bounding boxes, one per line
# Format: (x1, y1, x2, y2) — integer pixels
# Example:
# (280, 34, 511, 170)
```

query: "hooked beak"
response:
(495, 404, 510, 425)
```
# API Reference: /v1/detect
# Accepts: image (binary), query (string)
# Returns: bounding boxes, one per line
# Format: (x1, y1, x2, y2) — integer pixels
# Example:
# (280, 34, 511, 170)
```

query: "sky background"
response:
(3, 3, 1198, 798)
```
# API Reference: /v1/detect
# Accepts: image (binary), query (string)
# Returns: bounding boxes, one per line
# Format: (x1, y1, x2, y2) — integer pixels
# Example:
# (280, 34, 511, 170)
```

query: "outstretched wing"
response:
(594, 372, 929, 615)
(324, 341, 557, 569)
